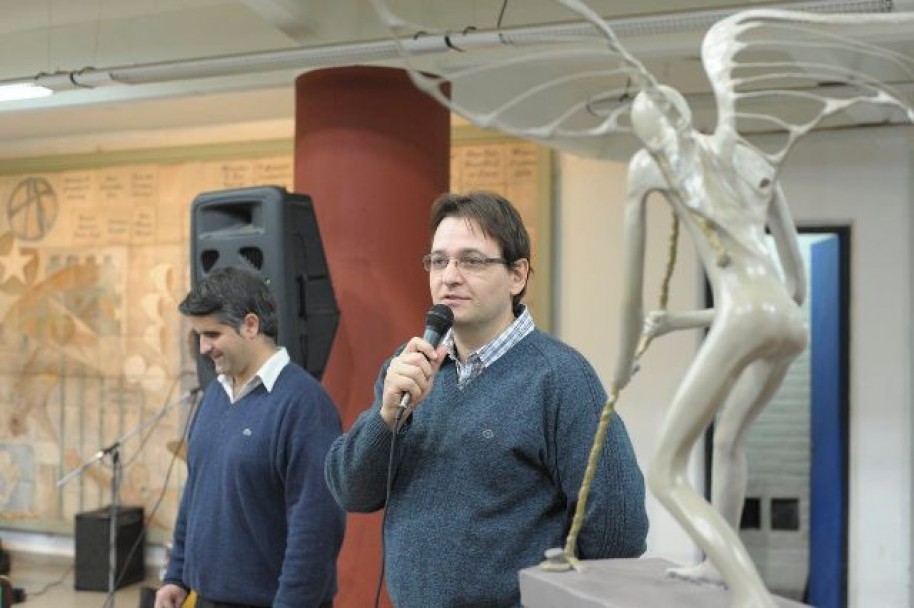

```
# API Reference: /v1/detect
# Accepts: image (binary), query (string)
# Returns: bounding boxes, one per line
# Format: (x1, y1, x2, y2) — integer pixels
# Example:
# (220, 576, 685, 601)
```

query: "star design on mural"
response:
(0, 245, 35, 285)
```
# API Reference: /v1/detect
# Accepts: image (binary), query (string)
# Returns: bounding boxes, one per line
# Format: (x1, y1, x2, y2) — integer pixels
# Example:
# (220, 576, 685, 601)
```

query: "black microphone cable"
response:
(374, 404, 404, 608)
(374, 305, 453, 608)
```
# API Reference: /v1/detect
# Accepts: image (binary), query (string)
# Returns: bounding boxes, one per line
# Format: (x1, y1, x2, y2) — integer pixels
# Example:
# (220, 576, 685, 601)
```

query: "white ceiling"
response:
(0, 0, 911, 158)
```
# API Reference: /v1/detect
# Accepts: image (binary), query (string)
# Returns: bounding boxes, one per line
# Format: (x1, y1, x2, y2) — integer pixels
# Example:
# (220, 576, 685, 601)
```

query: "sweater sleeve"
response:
(273, 383, 346, 608)
(162, 391, 210, 588)
(162, 469, 191, 587)
(324, 357, 400, 512)
(552, 353, 649, 559)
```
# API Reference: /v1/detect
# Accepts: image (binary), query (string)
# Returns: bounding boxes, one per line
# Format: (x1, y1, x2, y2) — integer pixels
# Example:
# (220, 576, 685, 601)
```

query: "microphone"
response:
(397, 304, 454, 410)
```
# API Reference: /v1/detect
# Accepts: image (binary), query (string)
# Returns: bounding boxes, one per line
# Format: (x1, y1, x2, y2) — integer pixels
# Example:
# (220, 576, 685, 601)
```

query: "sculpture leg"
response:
(714, 356, 796, 524)
(667, 356, 794, 588)
(648, 331, 777, 608)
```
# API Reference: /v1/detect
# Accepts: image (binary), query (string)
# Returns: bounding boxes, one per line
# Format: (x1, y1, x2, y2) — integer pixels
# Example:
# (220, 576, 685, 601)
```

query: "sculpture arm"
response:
(767, 184, 807, 305)
(613, 152, 654, 389)
(643, 308, 716, 339)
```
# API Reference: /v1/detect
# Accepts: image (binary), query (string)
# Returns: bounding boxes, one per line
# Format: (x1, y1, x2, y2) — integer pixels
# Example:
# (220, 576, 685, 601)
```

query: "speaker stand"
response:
(104, 446, 122, 607)
(58, 388, 201, 607)
(59, 441, 123, 606)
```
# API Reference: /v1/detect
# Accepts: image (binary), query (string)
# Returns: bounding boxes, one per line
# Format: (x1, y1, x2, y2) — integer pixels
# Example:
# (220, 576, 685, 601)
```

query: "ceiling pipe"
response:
(4, 0, 901, 93)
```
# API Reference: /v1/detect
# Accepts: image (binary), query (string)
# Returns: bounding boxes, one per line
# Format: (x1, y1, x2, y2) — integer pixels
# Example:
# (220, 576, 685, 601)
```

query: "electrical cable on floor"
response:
(25, 563, 74, 598)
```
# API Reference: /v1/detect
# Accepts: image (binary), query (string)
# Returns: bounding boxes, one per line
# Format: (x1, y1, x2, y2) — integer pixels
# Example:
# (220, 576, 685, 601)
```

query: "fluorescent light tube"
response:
(0, 83, 53, 102)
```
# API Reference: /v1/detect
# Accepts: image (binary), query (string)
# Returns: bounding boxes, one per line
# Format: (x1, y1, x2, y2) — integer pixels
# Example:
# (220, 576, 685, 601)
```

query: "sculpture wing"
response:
(370, 0, 651, 159)
(703, 9, 914, 165)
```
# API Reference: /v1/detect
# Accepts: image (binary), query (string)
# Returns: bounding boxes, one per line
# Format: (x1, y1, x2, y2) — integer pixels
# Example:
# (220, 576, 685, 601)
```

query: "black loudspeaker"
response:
(74, 506, 145, 591)
(0, 539, 9, 575)
(0, 576, 11, 608)
(190, 186, 339, 388)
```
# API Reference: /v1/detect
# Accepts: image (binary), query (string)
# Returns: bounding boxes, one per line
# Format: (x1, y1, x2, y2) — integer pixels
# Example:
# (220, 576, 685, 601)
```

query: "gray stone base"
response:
(519, 558, 810, 608)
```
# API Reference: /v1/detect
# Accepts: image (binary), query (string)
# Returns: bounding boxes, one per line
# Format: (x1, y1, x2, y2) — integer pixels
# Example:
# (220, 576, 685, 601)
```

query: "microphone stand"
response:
(57, 386, 200, 607)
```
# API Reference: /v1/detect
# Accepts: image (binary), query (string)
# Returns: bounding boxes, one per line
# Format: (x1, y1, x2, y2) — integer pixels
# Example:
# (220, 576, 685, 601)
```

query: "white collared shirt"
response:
(217, 346, 290, 404)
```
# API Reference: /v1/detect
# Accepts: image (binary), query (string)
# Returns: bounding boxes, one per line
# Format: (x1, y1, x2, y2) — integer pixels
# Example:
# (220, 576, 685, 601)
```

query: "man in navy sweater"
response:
(325, 191, 648, 607)
(157, 266, 345, 608)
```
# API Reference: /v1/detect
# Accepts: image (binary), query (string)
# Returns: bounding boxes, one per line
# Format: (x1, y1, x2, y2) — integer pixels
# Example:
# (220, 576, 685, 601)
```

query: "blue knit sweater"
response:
(164, 364, 345, 607)
(325, 329, 648, 607)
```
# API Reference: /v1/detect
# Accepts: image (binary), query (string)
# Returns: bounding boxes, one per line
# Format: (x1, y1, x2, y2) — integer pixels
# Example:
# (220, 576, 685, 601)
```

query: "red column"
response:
(294, 66, 450, 608)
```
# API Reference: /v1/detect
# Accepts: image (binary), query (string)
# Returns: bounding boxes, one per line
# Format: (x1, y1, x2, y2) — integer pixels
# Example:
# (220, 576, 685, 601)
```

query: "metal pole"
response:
(105, 447, 121, 608)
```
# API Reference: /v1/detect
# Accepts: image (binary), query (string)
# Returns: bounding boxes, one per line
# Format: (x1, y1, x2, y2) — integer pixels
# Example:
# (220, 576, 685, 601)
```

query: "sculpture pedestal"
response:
(519, 558, 810, 608)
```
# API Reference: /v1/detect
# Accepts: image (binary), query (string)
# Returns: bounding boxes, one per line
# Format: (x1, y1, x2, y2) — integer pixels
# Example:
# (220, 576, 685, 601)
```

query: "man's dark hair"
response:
(430, 190, 532, 310)
(178, 266, 278, 340)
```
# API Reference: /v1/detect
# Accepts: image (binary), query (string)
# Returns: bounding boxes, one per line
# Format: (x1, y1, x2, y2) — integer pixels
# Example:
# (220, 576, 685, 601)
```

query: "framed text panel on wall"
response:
(451, 125, 553, 331)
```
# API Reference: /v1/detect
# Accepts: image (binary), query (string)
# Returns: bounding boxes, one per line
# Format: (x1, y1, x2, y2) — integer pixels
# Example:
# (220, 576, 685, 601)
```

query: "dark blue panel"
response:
(808, 234, 847, 608)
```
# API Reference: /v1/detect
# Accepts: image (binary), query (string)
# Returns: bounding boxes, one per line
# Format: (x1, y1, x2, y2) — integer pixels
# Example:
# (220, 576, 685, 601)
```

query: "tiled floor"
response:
(6, 551, 160, 608)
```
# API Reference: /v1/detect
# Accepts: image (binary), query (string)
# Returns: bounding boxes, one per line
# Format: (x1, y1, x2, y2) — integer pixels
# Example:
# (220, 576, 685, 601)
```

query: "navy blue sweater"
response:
(165, 364, 345, 607)
(325, 329, 648, 607)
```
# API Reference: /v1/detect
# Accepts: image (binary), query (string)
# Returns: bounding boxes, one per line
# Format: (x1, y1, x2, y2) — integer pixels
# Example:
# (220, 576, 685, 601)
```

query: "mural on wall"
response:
(0, 154, 294, 536)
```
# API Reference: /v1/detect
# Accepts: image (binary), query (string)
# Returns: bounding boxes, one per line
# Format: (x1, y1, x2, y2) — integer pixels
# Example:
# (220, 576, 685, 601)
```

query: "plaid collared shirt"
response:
(443, 305, 535, 389)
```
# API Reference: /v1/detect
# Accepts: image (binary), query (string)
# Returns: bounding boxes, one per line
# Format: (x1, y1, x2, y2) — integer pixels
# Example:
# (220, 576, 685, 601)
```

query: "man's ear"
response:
(241, 313, 260, 338)
(509, 258, 530, 296)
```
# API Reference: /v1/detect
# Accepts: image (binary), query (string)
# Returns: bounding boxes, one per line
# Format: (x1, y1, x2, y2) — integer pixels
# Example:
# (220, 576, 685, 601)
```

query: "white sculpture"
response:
(613, 82, 810, 606)
(371, 1, 914, 606)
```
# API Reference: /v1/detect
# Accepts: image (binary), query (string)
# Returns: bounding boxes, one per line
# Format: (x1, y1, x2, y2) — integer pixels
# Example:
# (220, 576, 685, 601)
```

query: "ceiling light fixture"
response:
(0, 83, 54, 102)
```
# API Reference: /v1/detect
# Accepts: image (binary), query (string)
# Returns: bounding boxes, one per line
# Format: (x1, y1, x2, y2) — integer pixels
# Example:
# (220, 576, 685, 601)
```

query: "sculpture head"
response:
(630, 85, 693, 148)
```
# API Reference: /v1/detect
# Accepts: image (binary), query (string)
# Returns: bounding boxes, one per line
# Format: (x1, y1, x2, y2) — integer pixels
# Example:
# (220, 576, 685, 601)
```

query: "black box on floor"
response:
(74, 505, 145, 591)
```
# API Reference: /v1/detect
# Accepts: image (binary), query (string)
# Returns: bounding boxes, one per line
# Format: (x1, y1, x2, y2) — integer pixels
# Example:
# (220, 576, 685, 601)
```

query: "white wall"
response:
(555, 125, 914, 608)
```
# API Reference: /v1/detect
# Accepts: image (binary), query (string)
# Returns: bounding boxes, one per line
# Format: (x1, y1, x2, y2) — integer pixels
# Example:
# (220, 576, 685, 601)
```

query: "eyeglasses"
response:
(422, 253, 509, 273)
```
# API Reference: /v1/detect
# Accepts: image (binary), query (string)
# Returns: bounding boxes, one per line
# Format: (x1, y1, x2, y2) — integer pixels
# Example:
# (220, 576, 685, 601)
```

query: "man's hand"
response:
(154, 583, 188, 608)
(380, 337, 448, 429)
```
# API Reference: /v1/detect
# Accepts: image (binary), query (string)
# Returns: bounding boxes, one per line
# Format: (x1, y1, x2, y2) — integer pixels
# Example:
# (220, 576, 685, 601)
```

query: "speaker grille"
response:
(239, 246, 264, 270)
(200, 249, 219, 272)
